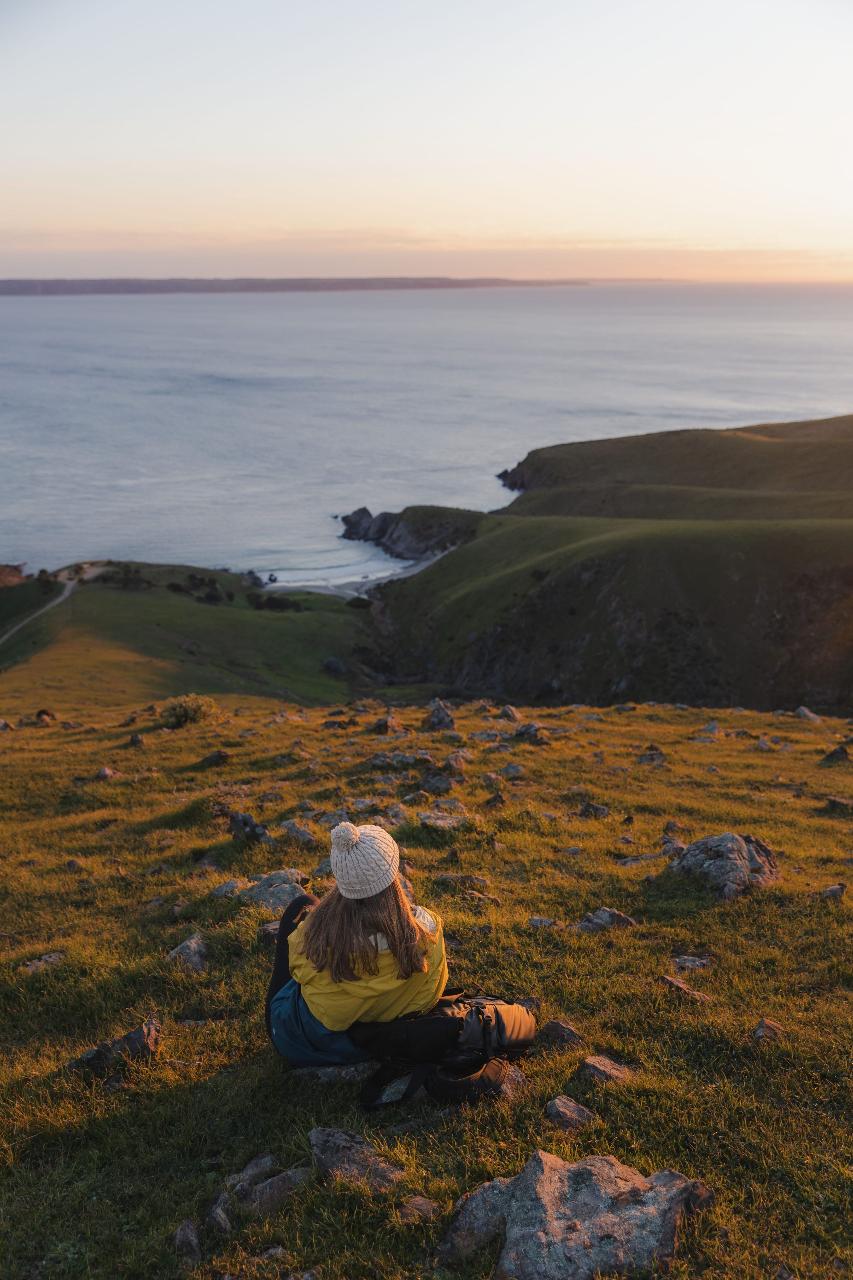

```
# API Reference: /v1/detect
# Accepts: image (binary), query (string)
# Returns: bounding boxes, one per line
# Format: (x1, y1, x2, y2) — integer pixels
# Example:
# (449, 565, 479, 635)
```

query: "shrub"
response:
(160, 694, 221, 729)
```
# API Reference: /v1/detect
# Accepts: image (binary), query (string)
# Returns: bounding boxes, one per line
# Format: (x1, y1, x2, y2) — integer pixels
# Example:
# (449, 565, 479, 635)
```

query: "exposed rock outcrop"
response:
(437, 1150, 713, 1279)
(666, 832, 779, 899)
(340, 505, 480, 561)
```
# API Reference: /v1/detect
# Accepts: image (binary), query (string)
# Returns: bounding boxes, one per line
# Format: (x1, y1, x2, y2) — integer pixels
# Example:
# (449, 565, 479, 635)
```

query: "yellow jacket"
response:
(288, 904, 448, 1032)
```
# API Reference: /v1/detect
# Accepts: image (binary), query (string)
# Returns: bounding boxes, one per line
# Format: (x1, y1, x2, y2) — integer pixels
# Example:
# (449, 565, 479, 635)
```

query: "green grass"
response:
(0, 578, 62, 629)
(500, 413, 853, 513)
(0, 564, 370, 714)
(1, 694, 851, 1277)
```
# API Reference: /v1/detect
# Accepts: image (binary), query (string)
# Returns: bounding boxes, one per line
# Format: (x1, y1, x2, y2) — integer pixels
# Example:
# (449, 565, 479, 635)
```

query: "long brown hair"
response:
(300, 878, 434, 983)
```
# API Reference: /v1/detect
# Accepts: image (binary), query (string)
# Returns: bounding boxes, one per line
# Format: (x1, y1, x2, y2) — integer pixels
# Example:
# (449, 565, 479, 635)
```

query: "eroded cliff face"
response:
(341, 506, 482, 560)
(373, 555, 853, 710)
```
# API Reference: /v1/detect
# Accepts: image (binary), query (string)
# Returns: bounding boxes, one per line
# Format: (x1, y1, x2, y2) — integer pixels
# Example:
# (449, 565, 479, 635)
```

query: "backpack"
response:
(348, 992, 537, 1109)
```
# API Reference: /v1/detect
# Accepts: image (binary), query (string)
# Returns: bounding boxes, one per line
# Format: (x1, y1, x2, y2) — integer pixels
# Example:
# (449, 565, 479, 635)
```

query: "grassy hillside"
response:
(0, 564, 368, 713)
(0, 577, 62, 630)
(374, 416, 853, 708)
(0, 694, 850, 1277)
(499, 414, 853, 516)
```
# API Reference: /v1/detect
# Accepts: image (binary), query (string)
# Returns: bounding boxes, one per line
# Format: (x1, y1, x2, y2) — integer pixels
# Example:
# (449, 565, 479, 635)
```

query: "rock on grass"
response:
(575, 906, 636, 933)
(437, 1150, 713, 1279)
(168, 933, 207, 972)
(538, 1019, 584, 1047)
(308, 1127, 405, 1192)
(545, 1096, 597, 1131)
(243, 1167, 312, 1216)
(398, 1195, 441, 1223)
(659, 975, 712, 1002)
(575, 1054, 633, 1085)
(69, 1017, 161, 1078)
(173, 1218, 200, 1263)
(666, 832, 778, 899)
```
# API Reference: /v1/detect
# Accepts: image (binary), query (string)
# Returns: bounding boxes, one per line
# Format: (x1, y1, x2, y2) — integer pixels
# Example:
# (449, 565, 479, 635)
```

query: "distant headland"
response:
(0, 276, 591, 297)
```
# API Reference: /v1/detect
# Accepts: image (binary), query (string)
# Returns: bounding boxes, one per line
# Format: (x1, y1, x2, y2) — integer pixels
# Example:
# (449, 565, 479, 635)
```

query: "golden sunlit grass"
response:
(1, 690, 851, 1278)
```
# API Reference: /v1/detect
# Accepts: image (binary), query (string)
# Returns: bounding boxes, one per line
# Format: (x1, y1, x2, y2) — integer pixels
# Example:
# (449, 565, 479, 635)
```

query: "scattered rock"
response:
(372, 714, 403, 734)
(224, 1153, 280, 1190)
(20, 950, 65, 974)
(243, 1166, 313, 1215)
(515, 722, 550, 745)
(69, 1016, 161, 1078)
(128, 732, 146, 748)
(228, 811, 273, 844)
(666, 832, 779, 899)
(258, 920, 280, 949)
(674, 955, 711, 971)
(795, 705, 822, 723)
(545, 1095, 596, 1131)
(575, 906, 636, 933)
(308, 1127, 405, 1192)
(422, 770, 453, 795)
(578, 800, 610, 819)
(199, 749, 230, 767)
(501, 762, 525, 780)
(529, 916, 562, 930)
(398, 1195, 441, 1224)
(280, 819, 319, 846)
(435, 872, 490, 892)
(753, 1017, 784, 1043)
(824, 796, 853, 817)
(209, 878, 251, 898)
(539, 1019, 584, 1048)
(659, 975, 711, 1002)
(237, 869, 308, 912)
(821, 882, 846, 899)
(821, 745, 850, 766)
(437, 1150, 713, 1279)
(206, 1191, 232, 1234)
(419, 810, 471, 831)
(95, 766, 116, 780)
(637, 743, 667, 765)
(168, 933, 208, 972)
(498, 705, 521, 721)
(174, 1218, 201, 1264)
(423, 698, 455, 731)
(575, 1054, 633, 1085)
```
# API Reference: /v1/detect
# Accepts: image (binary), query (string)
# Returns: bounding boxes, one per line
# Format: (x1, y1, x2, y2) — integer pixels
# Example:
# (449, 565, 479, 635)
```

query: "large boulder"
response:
(437, 1150, 713, 1279)
(665, 832, 779, 899)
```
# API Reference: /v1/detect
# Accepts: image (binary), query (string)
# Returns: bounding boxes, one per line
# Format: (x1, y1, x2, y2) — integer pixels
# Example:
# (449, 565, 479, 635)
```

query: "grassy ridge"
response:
(0, 566, 365, 713)
(0, 694, 851, 1277)
(499, 414, 853, 510)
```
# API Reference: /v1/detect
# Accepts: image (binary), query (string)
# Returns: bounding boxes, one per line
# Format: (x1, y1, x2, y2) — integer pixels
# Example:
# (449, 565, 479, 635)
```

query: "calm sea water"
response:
(2, 283, 853, 584)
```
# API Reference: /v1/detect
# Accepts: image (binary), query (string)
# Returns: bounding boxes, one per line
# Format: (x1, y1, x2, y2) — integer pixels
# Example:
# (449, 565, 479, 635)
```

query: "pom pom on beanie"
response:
(329, 821, 400, 899)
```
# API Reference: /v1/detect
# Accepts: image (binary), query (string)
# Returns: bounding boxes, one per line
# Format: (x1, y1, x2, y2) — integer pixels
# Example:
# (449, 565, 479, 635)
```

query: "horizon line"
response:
(3, 275, 853, 296)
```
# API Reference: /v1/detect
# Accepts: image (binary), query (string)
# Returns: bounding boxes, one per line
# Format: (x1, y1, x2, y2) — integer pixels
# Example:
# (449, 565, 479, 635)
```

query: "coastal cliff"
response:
(363, 414, 853, 709)
(340, 504, 484, 561)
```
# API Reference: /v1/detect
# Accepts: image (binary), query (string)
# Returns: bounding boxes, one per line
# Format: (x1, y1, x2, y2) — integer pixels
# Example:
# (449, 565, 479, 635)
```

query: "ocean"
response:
(2, 282, 853, 585)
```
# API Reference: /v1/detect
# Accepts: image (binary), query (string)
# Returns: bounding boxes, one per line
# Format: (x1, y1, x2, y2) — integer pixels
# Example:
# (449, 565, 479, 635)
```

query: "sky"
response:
(2, 0, 853, 281)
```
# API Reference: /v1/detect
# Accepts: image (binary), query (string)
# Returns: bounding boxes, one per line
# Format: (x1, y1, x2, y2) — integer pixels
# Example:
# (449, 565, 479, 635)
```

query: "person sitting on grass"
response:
(265, 821, 448, 1066)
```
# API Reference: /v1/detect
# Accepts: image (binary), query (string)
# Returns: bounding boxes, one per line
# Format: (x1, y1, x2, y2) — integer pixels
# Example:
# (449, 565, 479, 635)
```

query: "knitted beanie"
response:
(330, 821, 400, 900)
